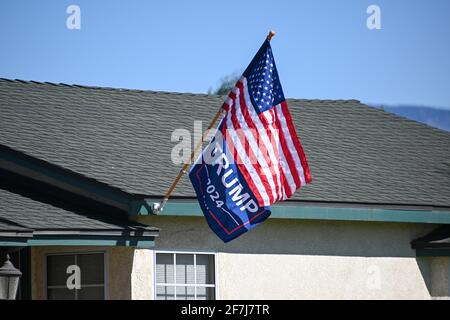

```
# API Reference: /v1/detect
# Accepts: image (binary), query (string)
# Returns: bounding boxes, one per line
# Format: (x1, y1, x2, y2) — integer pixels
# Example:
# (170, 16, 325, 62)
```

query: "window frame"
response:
(44, 250, 108, 300)
(153, 249, 218, 300)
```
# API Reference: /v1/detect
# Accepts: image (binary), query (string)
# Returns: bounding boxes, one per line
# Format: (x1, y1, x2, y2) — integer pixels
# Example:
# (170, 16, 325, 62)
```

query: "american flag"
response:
(189, 38, 311, 242)
(221, 40, 312, 207)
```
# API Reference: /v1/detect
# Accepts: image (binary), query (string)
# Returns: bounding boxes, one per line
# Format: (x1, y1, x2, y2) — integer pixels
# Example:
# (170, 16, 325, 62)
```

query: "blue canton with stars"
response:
(243, 40, 285, 114)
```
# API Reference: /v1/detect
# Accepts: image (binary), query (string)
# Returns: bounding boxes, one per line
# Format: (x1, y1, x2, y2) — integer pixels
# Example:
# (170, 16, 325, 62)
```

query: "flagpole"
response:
(266, 30, 276, 41)
(151, 30, 276, 214)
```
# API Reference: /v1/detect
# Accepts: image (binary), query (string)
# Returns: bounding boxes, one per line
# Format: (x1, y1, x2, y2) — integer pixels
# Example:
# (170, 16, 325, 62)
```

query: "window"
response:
(46, 252, 105, 300)
(155, 252, 216, 300)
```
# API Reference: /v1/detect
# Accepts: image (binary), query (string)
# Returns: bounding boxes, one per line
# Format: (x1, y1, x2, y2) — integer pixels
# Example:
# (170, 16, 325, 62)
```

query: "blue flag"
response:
(189, 119, 272, 242)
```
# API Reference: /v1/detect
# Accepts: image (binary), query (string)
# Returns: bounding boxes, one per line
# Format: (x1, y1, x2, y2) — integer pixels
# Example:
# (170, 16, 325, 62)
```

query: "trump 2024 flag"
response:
(189, 39, 312, 242)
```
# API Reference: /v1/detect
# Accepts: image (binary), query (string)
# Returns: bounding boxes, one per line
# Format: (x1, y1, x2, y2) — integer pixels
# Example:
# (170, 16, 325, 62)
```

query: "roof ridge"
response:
(0, 77, 362, 103)
(0, 77, 214, 98)
(287, 98, 361, 104)
(366, 104, 450, 134)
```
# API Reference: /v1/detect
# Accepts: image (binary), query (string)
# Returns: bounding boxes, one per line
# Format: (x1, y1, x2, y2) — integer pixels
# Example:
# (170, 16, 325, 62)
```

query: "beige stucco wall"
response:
(131, 249, 154, 300)
(430, 257, 450, 299)
(28, 217, 450, 300)
(135, 215, 449, 300)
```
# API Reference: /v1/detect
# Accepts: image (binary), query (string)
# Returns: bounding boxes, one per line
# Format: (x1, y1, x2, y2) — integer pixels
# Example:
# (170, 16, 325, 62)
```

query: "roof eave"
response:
(0, 228, 159, 248)
(132, 198, 450, 225)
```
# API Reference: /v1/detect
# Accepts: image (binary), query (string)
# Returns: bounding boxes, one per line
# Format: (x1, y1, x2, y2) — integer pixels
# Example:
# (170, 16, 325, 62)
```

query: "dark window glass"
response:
(47, 255, 75, 287)
(78, 253, 104, 285)
(77, 286, 104, 300)
(47, 288, 76, 300)
(46, 253, 105, 300)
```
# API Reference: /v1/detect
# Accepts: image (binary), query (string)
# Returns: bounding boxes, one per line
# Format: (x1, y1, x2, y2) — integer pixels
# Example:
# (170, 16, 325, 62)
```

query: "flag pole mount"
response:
(150, 30, 276, 214)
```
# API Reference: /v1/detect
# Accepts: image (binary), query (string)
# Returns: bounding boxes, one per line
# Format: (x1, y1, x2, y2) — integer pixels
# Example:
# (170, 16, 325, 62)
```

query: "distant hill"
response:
(369, 105, 450, 132)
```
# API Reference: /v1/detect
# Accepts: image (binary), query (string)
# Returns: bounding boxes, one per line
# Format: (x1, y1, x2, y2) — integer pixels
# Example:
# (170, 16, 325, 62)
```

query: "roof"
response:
(0, 188, 148, 232)
(1, 78, 450, 208)
(0, 168, 158, 237)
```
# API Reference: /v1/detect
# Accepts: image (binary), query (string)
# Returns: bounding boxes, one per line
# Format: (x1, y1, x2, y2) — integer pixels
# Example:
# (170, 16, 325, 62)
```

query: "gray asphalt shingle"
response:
(1, 78, 449, 207)
(0, 187, 155, 231)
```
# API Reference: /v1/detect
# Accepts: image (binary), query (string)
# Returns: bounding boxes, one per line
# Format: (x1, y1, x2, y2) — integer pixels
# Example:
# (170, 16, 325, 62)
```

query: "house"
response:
(1, 78, 450, 300)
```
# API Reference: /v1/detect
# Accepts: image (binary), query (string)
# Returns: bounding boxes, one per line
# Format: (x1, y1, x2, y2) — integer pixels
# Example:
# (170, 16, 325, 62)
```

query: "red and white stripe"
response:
(223, 77, 311, 207)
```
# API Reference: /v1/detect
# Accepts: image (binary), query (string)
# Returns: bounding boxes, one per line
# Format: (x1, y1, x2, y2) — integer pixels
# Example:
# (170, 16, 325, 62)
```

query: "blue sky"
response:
(1, 0, 449, 109)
